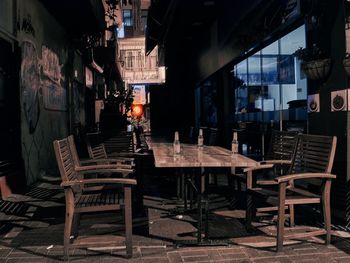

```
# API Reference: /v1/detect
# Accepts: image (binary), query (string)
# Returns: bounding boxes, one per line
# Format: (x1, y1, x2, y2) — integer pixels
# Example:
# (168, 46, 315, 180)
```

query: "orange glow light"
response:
(132, 104, 143, 117)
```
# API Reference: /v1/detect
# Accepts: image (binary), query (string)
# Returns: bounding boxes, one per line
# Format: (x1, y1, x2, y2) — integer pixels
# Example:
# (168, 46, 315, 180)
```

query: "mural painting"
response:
(21, 41, 40, 133)
(42, 79, 67, 111)
(41, 46, 66, 111)
(21, 41, 67, 133)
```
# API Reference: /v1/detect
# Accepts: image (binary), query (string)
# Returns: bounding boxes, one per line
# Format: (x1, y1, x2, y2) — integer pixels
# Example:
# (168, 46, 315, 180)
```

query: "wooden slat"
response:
(285, 196, 320, 205)
(284, 229, 327, 239)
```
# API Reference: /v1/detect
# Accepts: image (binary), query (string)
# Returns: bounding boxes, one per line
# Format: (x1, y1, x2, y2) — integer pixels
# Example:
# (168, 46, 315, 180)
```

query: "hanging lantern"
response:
(132, 104, 143, 117)
(301, 58, 332, 81)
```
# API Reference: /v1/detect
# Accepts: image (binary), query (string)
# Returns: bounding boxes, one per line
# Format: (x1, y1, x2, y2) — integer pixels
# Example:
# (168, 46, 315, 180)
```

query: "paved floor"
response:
(1, 169, 350, 262)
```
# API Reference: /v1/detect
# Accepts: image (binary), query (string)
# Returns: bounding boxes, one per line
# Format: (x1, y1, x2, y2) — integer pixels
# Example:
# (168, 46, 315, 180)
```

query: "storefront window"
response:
(233, 24, 306, 127)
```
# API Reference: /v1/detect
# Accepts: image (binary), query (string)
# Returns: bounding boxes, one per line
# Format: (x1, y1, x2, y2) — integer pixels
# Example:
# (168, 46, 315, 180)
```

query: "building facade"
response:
(0, 0, 123, 192)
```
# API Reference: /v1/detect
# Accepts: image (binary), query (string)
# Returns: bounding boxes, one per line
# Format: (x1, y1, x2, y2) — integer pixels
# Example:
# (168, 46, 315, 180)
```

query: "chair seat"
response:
(75, 191, 122, 212)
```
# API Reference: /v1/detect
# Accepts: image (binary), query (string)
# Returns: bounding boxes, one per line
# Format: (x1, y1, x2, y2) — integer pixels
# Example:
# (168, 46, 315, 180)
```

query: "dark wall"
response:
(306, 1, 349, 220)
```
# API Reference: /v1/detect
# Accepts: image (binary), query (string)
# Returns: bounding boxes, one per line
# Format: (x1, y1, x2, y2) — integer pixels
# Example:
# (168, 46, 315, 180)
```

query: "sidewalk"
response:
(1, 172, 350, 263)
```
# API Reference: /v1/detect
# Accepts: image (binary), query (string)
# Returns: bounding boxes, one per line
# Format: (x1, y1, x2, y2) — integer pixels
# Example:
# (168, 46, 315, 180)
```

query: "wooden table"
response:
(152, 142, 258, 245)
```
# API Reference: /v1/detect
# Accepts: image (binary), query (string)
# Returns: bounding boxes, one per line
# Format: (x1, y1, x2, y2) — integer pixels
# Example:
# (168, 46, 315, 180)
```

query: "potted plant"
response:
(293, 44, 331, 81)
(343, 53, 350, 76)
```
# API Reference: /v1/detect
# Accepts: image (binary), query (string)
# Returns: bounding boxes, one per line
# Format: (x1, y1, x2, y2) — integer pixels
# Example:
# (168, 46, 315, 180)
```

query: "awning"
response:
(145, 0, 302, 56)
(39, 0, 105, 36)
(145, 0, 177, 55)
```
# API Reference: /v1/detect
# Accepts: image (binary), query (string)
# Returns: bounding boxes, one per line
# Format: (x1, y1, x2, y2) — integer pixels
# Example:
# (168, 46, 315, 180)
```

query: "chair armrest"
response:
(105, 156, 135, 161)
(260, 160, 292, 165)
(243, 163, 274, 173)
(80, 158, 134, 165)
(109, 152, 151, 157)
(61, 177, 137, 187)
(75, 164, 134, 172)
(275, 173, 336, 183)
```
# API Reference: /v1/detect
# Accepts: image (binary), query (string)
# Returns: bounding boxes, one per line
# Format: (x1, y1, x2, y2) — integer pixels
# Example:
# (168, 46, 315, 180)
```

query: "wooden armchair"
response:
(84, 134, 135, 164)
(246, 134, 337, 251)
(68, 135, 134, 175)
(241, 130, 298, 224)
(262, 130, 299, 177)
(53, 137, 137, 259)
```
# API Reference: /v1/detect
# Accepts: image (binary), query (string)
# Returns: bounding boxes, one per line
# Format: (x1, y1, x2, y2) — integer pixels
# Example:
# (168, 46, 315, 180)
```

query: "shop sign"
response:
(132, 85, 146, 104)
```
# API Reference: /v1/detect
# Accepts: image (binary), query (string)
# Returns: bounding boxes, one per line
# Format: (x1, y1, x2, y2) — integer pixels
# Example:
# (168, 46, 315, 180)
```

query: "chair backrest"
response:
(88, 143, 108, 159)
(53, 137, 78, 183)
(67, 135, 83, 166)
(104, 131, 134, 153)
(265, 130, 298, 161)
(86, 132, 108, 159)
(289, 134, 337, 175)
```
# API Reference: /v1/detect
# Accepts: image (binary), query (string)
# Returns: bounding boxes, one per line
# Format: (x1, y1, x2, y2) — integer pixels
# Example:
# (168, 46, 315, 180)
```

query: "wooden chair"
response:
(53, 137, 137, 259)
(246, 134, 337, 251)
(236, 130, 298, 215)
(104, 131, 135, 154)
(85, 133, 135, 165)
(244, 130, 298, 188)
(68, 135, 134, 175)
(85, 132, 149, 215)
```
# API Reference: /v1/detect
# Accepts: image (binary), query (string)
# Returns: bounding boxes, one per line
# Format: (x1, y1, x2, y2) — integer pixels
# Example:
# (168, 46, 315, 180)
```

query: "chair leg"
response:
(187, 174, 197, 210)
(277, 182, 287, 252)
(245, 171, 254, 230)
(181, 172, 185, 200)
(72, 213, 80, 238)
(246, 190, 254, 230)
(289, 204, 295, 227)
(184, 176, 188, 210)
(124, 186, 133, 258)
(322, 180, 332, 245)
(204, 197, 209, 239)
(64, 192, 75, 260)
(176, 173, 181, 199)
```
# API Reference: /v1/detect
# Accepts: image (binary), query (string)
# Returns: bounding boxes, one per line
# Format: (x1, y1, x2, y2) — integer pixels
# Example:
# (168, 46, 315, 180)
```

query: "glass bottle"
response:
(231, 131, 239, 155)
(197, 128, 204, 148)
(173, 131, 181, 154)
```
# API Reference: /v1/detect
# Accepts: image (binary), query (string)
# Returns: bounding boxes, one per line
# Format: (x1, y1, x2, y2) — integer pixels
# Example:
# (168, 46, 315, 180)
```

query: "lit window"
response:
(123, 10, 132, 26)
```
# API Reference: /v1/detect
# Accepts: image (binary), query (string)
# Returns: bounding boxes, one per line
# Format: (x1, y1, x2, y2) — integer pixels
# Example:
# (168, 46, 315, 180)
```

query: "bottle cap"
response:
(199, 129, 203, 136)
(233, 131, 237, 141)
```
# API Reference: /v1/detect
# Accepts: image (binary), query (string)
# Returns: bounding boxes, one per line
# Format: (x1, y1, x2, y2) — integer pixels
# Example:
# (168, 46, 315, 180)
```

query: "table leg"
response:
(197, 192, 202, 243)
(176, 169, 181, 199)
(175, 168, 231, 247)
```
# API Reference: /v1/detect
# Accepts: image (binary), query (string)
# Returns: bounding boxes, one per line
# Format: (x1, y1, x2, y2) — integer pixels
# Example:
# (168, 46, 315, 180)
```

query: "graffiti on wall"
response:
(41, 46, 66, 111)
(21, 41, 40, 133)
(42, 80, 67, 111)
(21, 14, 36, 37)
(41, 46, 64, 84)
(21, 41, 67, 133)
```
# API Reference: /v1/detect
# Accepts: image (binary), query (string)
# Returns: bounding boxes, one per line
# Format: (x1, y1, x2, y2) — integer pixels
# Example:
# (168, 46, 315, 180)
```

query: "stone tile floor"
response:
(1, 173, 350, 263)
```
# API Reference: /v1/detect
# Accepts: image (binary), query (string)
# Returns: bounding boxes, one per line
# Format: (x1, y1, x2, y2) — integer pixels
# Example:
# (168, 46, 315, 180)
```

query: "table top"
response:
(152, 142, 258, 168)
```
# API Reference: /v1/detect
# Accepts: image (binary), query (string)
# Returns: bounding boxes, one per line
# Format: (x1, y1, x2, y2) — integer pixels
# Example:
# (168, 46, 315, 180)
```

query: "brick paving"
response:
(1, 172, 350, 262)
